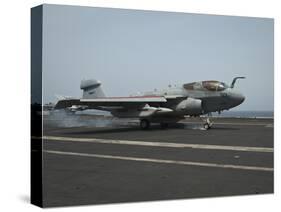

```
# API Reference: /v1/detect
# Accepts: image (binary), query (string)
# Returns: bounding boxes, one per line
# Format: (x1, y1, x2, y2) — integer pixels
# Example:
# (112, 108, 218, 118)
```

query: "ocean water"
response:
(216, 111, 273, 118)
(76, 110, 273, 118)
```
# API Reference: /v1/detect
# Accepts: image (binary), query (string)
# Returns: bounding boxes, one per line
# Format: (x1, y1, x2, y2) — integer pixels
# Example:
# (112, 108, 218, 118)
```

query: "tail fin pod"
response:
(80, 79, 105, 99)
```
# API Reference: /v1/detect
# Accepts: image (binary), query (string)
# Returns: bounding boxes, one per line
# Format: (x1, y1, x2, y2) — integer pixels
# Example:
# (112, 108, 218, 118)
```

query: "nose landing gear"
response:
(202, 113, 213, 130)
(203, 118, 213, 130)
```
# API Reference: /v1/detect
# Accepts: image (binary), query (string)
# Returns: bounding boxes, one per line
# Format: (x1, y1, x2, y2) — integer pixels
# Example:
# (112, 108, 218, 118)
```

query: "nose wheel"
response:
(203, 116, 213, 130)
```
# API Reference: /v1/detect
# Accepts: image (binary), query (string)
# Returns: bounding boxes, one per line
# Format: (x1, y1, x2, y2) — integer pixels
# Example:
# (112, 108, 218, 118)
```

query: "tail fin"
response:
(80, 79, 105, 99)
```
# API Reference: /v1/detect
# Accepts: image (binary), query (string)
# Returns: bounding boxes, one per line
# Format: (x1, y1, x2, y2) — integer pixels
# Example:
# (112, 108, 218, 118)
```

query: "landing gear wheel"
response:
(203, 117, 213, 130)
(160, 123, 169, 129)
(140, 119, 150, 130)
(203, 123, 211, 130)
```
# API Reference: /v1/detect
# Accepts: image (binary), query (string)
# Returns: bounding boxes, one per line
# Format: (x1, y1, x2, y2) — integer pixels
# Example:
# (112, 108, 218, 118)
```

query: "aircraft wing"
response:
(55, 96, 168, 110)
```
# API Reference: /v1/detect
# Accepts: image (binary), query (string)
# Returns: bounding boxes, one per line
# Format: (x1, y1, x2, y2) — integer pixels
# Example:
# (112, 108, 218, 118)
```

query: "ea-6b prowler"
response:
(55, 77, 245, 130)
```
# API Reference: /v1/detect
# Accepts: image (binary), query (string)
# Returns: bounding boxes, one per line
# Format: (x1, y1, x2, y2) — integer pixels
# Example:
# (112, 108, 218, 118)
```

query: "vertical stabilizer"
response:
(80, 79, 105, 99)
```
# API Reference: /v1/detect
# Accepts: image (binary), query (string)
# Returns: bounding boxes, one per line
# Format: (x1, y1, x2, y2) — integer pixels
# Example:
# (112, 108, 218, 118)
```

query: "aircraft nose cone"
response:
(231, 91, 245, 106)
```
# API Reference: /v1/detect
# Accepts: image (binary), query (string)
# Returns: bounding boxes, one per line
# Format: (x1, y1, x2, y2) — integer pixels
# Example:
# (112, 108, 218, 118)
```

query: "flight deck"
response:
(41, 116, 273, 207)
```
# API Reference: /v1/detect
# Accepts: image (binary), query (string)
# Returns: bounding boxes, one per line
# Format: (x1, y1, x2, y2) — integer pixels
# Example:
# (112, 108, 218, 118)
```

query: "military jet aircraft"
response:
(55, 77, 245, 130)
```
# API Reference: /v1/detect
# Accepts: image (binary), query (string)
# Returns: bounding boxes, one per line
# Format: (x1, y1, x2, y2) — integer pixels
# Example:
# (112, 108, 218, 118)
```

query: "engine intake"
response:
(175, 98, 202, 115)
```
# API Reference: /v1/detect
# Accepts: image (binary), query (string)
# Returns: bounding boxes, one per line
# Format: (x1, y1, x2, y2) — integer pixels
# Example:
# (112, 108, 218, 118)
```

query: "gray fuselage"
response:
(142, 80, 245, 116)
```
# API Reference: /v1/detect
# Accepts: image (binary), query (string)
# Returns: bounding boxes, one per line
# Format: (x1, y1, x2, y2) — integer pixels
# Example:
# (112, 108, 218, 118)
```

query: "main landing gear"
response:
(140, 119, 171, 130)
(140, 119, 150, 130)
(140, 116, 214, 130)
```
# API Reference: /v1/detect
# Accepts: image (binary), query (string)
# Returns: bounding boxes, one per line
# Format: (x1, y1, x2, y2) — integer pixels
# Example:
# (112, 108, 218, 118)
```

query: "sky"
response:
(42, 4, 274, 111)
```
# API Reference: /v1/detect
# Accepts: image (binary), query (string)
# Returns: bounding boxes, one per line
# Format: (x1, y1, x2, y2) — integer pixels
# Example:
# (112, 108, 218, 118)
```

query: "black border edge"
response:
(31, 5, 43, 208)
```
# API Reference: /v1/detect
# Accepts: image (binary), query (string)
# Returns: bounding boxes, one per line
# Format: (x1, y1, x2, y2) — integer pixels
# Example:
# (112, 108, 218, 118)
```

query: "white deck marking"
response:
(181, 121, 272, 126)
(41, 136, 273, 153)
(44, 150, 273, 172)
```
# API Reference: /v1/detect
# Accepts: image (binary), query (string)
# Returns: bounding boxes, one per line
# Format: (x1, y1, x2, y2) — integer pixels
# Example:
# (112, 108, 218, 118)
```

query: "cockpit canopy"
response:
(183, 81, 229, 91)
(202, 81, 229, 91)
